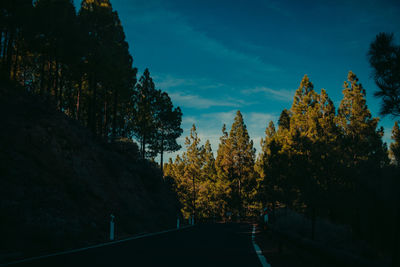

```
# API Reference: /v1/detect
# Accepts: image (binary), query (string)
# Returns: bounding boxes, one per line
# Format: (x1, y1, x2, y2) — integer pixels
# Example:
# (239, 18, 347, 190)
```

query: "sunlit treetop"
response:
(81, 0, 111, 11)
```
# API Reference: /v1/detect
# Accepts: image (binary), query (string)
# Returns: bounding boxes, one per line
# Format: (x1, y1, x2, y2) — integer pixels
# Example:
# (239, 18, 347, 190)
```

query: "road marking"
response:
(252, 224, 271, 267)
(0, 225, 193, 266)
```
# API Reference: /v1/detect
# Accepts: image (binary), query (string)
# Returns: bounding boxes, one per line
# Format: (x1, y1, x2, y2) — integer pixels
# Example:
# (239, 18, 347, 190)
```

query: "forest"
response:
(2, 0, 400, 263)
(1, 0, 183, 167)
(164, 65, 400, 258)
(165, 73, 400, 249)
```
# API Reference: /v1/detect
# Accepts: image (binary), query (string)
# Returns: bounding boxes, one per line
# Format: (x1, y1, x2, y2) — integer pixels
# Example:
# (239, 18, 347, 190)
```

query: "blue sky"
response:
(75, 0, 400, 161)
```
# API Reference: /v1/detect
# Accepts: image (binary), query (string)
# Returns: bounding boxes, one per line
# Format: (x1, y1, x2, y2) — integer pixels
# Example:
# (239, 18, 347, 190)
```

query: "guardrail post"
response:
(110, 214, 115, 241)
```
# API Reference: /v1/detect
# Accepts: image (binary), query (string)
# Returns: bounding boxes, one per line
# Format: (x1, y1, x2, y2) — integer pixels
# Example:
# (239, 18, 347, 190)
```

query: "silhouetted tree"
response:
(391, 121, 400, 165)
(368, 32, 400, 117)
(132, 69, 157, 158)
(149, 90, 183, 172)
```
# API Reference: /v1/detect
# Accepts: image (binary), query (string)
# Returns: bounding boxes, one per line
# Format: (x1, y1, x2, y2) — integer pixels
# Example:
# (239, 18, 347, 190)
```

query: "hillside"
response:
(0, 80, 180, 263)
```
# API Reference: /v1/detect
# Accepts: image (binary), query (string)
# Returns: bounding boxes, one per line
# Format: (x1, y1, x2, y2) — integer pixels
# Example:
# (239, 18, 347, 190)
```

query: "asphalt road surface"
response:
(7, 223, 263, 267)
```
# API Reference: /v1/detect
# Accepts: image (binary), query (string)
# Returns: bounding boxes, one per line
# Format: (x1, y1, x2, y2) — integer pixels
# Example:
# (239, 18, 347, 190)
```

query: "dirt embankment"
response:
(0, 81, 180, 263)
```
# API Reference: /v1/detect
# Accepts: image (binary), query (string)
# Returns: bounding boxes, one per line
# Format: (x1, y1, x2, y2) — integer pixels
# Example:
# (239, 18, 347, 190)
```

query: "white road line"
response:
(252, 224, 271, 267)
(1, 225, 193, 266)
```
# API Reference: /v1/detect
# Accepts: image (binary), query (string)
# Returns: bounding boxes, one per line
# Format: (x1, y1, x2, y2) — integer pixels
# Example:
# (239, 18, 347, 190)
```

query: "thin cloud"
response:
(242, 87, 294, 102)
(247, 112, 277, 129)
(153, 73, 226, 91)
(154, 74, 196, 89)
(123, 3, 281, 79)
(169, 92, 242, 109)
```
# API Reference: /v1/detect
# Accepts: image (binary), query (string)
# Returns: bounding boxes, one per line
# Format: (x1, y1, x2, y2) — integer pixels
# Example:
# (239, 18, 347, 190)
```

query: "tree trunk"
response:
(112, 89, 118, 138)
(47, 59, 53, 95)
(238, 178, 241, 217)
(160, 133, 164, 175)
(103, 98, 107, 138)
(91, 74, 97, 134)
(40, 56, 46, 95)
(193, 176, 196, 221)
(311, 207, 316, 240)
(11, 42, 19, 81)
(1, 31, 7, 60)
(76, 78, 82, 120)
(6, 29, 15, 78)
(58, 66, 64, 111)
(22, 64, 27, 86)
(54, 60, 60, 108)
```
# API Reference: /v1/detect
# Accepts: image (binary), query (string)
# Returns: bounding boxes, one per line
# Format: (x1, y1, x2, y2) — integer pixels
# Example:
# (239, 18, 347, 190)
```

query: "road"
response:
(6, 223, 264, 267)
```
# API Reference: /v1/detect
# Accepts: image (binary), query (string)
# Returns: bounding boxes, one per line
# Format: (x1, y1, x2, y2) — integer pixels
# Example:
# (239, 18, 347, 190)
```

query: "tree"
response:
(183, 124, 203, 220)
(197, 140, 217, 218)
(368, 32, 400, 117)
(255, 121, 276, 179)
(226, 111, 256, 216)
(0, 0, 32, 79)
(278, 108, 290, 132)
(202, 140, 216, 181)
(215, 124, 232, 182)
(149, 90, 183, 173)
(390, 121, 400, 165)
(337, 71, 388, 237)
(215, 124, 234, 216)
(337, 71, 385, 169)
(256, 121, 278, 206)
(33, 0, 77, 102)
(132, 68, 157, 158)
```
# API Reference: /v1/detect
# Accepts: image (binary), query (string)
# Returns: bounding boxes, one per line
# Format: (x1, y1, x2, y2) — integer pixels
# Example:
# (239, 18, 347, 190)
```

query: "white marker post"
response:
(110, 214, 115, 241)
(177, 217, 180, 229)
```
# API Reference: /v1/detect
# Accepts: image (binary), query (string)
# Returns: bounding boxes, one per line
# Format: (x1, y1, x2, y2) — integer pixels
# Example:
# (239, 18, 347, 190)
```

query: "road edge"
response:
(0, 225, 194, 266)
(252, 224, 271, 267)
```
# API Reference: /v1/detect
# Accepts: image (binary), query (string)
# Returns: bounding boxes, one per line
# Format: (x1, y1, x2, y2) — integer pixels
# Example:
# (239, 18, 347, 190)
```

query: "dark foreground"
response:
(4, 223, 262, 267)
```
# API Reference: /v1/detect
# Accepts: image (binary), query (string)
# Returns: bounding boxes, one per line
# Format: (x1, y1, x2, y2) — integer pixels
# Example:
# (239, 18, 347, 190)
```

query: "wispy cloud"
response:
(154, 74, 195, 89)
(247, 112, 277, 129)
(153, 73, 226, 91)
(202, 111, 236, 126)
(242, 87, 294, 102)
(169, 92, 242, 109)
(122, 2, 281, 81)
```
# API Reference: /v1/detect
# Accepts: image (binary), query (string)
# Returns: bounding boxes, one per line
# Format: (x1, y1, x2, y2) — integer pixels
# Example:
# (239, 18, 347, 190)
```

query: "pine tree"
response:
(132, 69, 157, 158)
(390, 121, 400, 165)
(291, 74, 319, 137)
(226, 111, 256, 216)
(255, 121, 276, 179)
(202, 140, 216, 181)
(256, 121, 280, 207)
(278, 108, 290, 132)
(215, 124, 233, 217)
(215, 124, 231, 180)
(368, 32, 400, 117)
(337, 71, 385, 169)
(288, 75, 333, 239)
(149, 90, 183, 173)
(337, 71, 388, 237)
(183, 124, 203, 220)
(168, 154, 192, 218)
(315, 88, 342, 221)
(197, 140, 217, 217)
